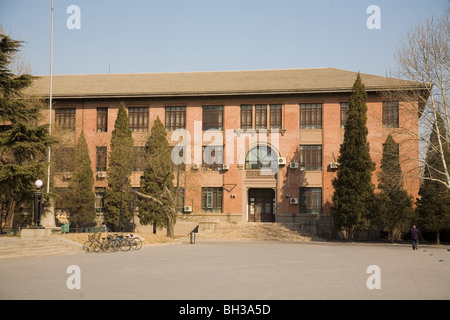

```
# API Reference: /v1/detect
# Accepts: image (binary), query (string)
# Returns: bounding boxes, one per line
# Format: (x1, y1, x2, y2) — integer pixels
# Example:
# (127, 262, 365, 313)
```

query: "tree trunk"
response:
(166, 211, 176, 238)
(436, 229, 440, 245)
(4, 197, 16, 229)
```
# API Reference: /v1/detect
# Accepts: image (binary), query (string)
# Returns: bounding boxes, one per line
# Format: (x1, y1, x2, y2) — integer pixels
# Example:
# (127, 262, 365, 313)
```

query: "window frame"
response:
(340, 102, 350, 128)
(128, 106, 149, 132)
(53, 147, 75, 172)
(299, 187, 322, 214)
(255, 104, 267, 130)
(299, 145, 322, 171)
(245, 145, 278, 170)
(201, 187, 223, 213)
(165, 106, 186, 131)
(240, 105, 253, 130)
(97, 107, 108, 132)
(55, 108, 76, 131)
(95, 187, 106, 213)
(382, 101, 399, 128)
(202, 105, 223, 131)
(202, 145, 224, 171)
(96, 146, 107, 172)
(300, 103, 322, 129)
(270, 104, 282, 129)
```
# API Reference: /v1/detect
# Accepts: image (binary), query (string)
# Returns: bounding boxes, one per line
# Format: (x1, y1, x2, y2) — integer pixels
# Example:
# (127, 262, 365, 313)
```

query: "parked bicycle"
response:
(83, 232, 143, 253)
(83, 232, 101, 253)
(113, 233, 132, 251)
(126, 234, 143, 250)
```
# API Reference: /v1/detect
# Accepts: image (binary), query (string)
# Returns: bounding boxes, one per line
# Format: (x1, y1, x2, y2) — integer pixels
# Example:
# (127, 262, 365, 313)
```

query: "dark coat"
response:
(410, 227, 419, 240)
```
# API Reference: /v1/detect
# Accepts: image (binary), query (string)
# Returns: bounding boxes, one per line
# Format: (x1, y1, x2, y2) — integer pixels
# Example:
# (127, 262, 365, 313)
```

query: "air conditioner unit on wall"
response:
(330, 162, 339, 169)
(184, 206, 193, 213)
(289, 162, 299, 169)
(97, 171, 107, 178)
(278, 157, 287, 166)
(290, 198, 299, 205)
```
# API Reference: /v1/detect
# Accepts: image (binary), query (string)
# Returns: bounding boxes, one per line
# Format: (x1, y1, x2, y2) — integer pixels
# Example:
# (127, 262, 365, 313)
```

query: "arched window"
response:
(245, 145, 278, 170)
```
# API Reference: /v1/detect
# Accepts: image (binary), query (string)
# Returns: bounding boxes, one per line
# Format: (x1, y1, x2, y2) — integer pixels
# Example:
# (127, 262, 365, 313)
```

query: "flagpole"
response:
(47, 0, 53, 194)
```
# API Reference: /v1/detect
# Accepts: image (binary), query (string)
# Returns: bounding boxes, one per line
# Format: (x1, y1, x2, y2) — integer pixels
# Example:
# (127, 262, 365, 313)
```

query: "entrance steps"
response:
(197, 222, 320, 241)
(0, 236, 83, 261)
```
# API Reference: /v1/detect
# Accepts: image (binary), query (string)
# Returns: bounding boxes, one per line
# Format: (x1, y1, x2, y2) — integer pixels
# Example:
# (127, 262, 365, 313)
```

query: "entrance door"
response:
(248, 189, 275, 222)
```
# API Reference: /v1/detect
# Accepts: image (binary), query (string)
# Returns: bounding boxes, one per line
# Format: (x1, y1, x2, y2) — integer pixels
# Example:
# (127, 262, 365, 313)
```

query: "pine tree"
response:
(0, 33, 55, 229)
(104, 102, 134, 231)
(374, 134, 414, 241)
(66, 132, 96, 228)
(416, 119, 450, 244)
(137, 117, 178, 238)
(331, 73, 375, 240)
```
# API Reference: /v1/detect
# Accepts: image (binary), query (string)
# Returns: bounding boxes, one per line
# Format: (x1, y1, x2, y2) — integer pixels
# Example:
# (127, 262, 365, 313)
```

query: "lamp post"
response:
(32, 180, 44, 229)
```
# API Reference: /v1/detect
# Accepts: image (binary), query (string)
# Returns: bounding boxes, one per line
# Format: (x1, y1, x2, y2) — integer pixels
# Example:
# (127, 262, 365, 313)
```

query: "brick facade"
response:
(31, 69, 422, 236)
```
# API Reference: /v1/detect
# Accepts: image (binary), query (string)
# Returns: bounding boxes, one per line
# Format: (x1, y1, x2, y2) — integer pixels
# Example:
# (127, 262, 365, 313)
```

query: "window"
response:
(300, 187, 322, 214)
(255, 104, 267, 129)
(202, 106, 223, 130)
(177, 187, 185, 213)
(270, 104, 282, 129)
(245, 145, 278, 170)
(201, 187, 223, 212)
(300, 145, 322, 171)
(95, 187, 106, 213)
(55, 108, 75, 131)
(165, 106, 186, 130)
(96, 146, 107, 172)
(133, 147, 146, 171)
(53, 147, 74, 172)
(383, 101, 399, 128)
(171, 146, 185, 171)
(300, 103, 322, 129)
(340, 103, 350, 128)
(129, 107, 149, 132)
(97, 108, 108, 132)
(241, 105, 253, 130)
(202, 145, 223, 171)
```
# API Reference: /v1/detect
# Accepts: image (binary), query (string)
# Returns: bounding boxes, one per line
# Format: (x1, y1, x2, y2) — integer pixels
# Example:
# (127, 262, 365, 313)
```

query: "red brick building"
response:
(27, 68, 424, 236)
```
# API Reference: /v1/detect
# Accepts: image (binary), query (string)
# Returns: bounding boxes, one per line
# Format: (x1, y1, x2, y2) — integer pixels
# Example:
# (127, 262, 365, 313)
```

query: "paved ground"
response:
(0, 239, 449, 300)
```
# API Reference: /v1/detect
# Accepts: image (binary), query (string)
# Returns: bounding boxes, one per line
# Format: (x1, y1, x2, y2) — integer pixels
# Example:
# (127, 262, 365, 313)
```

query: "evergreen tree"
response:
(416, 119, 450, 244)
(0, 33, 55, 228)
(137, 117, 178, 238)
(104, 102, 134, 231)
(331, 73, 375, 240)
(66, 132, 96, 228)
(374, 134, 414, 241)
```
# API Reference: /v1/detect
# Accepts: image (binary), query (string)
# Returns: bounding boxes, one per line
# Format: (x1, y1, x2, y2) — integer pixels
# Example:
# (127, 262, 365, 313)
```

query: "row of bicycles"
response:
(83, 232, 143, 253)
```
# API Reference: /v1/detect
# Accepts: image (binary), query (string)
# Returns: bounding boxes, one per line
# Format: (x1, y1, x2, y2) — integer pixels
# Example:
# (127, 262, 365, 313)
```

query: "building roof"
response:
(25, 67, 423, 99)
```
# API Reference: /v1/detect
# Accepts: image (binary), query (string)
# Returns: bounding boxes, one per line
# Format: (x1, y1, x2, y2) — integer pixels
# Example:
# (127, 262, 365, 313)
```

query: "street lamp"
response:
(32, 179, 44, 229)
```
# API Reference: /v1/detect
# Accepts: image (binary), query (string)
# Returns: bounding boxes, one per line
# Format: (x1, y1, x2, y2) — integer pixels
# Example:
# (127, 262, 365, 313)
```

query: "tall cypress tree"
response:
(416, 119, 450, 244)
(375, 134, 414, 240)
(137, 117, 177, 238)
(66, 132, 96, 228)
(331, 73, 375, 240)
(0, 33, 55, 229)
(104, 102, 134, 231)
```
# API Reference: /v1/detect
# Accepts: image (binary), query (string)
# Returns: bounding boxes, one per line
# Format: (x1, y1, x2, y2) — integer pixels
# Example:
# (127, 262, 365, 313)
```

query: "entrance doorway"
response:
(248, 188, 275, 222)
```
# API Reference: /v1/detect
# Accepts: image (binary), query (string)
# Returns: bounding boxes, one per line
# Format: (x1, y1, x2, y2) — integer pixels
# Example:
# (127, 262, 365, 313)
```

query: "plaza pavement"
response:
(0, 239, 449, 300)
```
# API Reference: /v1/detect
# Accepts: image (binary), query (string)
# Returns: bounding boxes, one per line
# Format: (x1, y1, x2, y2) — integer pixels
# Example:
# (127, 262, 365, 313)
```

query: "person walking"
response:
(410, 225, 419, 250)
